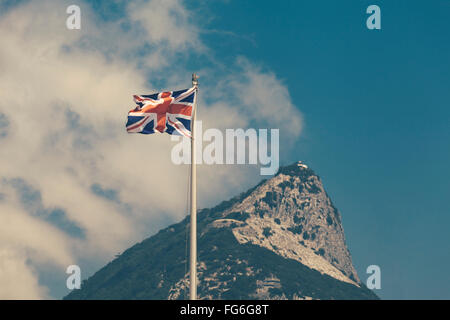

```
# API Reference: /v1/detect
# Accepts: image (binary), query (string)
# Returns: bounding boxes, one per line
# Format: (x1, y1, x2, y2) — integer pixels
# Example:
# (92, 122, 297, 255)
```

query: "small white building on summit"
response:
(297, 161, 308, 169)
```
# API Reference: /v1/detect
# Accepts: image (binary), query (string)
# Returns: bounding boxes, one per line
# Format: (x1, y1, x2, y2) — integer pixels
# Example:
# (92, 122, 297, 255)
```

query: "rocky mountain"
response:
(65, 162, 378, 300)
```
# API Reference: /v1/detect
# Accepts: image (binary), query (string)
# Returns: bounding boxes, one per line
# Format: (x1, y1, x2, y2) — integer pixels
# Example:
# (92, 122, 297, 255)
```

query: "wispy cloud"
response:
(0, 0, 303, 298)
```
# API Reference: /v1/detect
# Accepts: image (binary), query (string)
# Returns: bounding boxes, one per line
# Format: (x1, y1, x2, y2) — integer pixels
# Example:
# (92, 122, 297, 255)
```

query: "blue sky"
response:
(149, 0, 450, 299)
(141, 0, 450, 299)
(212, 0, 450, 299)
(0, 0, 448, 299)
(201, 0, 450, 299)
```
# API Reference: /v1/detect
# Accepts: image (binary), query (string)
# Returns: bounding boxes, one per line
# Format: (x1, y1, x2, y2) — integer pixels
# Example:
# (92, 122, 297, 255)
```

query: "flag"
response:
(126, 86, 196, 138)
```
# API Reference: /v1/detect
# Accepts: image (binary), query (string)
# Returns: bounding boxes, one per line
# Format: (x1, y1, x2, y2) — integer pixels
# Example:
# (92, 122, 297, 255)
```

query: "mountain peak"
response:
(276, 161, 313, 177)
(219, 161, 360, 285)
(65, 162, 377, 300)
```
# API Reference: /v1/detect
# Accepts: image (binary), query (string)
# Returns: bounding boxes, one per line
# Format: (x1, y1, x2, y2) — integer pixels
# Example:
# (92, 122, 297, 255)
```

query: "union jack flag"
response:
(126, 87, 196, 138)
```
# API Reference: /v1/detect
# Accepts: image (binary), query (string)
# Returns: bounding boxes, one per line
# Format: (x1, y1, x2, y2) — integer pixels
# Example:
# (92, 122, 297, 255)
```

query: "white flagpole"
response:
(189, 73, 198, 300)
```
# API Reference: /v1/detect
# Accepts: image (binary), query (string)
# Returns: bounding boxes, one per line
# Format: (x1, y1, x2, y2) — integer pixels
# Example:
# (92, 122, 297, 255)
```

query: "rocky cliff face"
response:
(65, 162, 377, 300)
(227, 162, 359, 285)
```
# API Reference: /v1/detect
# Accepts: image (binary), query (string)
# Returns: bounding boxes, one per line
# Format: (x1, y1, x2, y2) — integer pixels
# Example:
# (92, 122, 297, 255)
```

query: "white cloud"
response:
(128, 0, 202, 52)
(231, 58, 303, 137)
(0, 0, 303, 298)
(0, 248, 49, 300)
(0, 200, 73, 267)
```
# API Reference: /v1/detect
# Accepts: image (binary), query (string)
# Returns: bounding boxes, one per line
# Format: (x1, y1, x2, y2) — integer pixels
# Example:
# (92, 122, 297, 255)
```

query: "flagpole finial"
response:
(192, 73, 199, 87)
